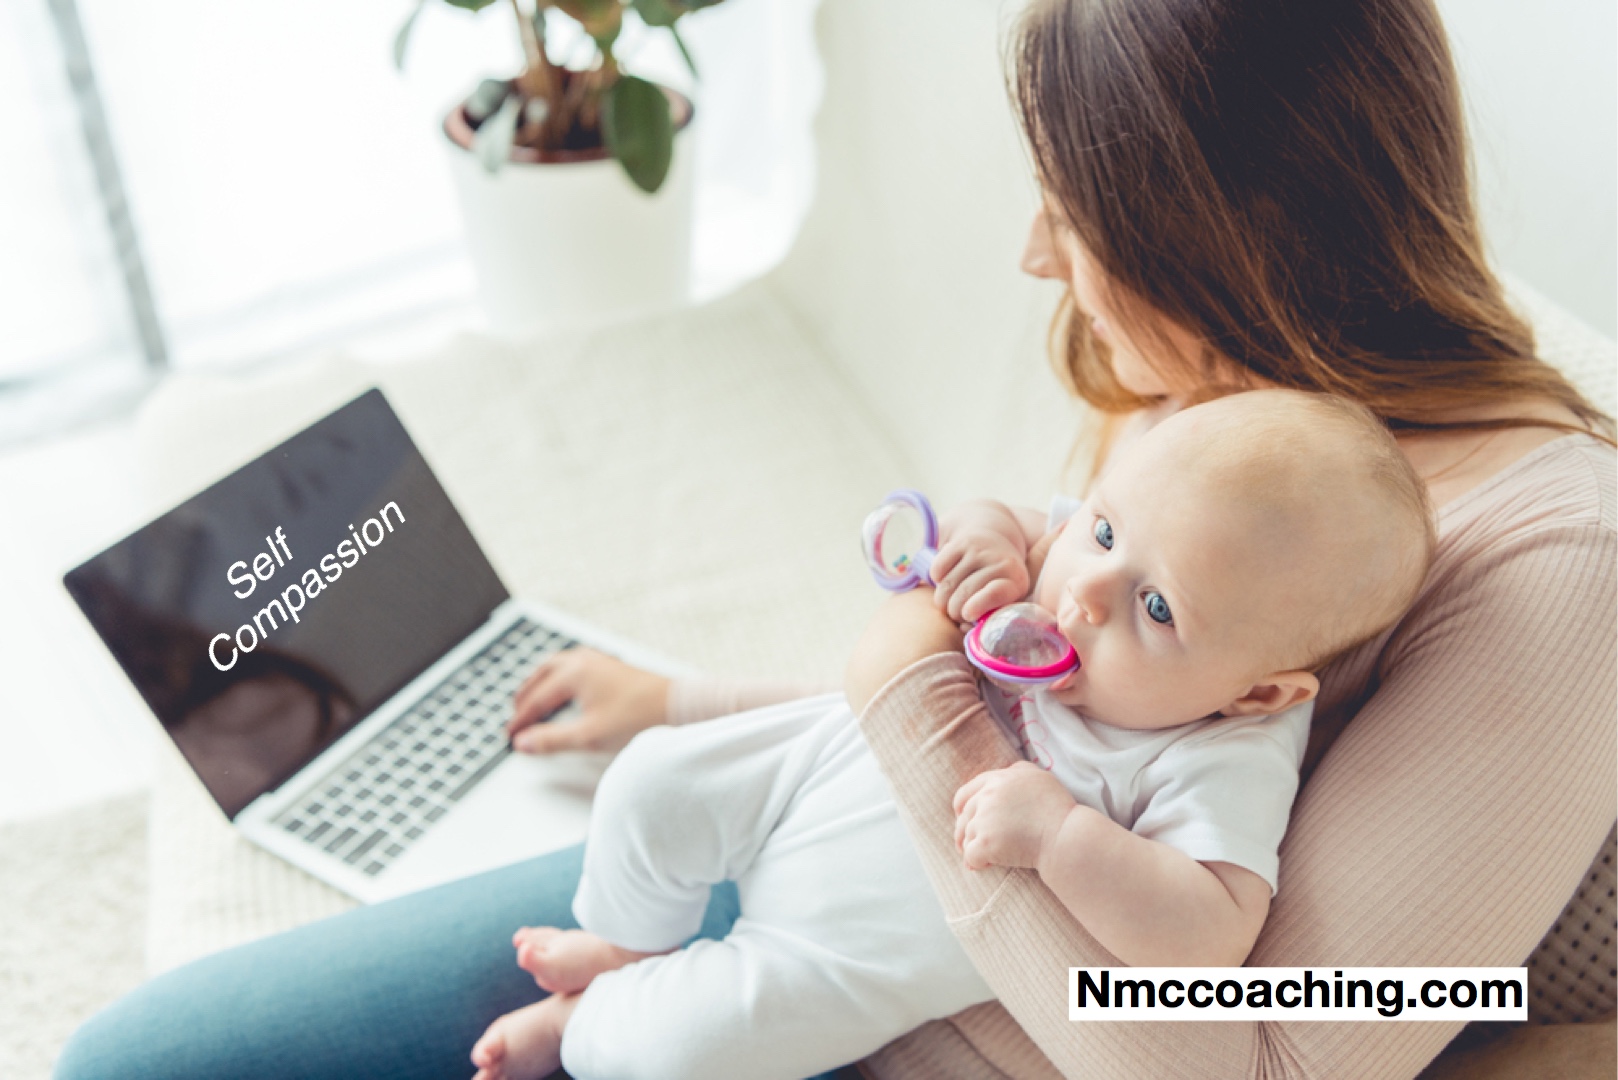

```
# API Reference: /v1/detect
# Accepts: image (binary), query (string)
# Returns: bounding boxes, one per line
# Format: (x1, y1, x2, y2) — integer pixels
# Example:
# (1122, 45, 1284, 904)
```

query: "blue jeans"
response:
(55, 843, 861, 1080)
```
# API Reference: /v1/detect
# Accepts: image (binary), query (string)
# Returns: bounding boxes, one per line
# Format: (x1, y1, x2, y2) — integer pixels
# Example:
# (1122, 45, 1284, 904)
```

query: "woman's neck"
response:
(1392, 400, 1586, 508)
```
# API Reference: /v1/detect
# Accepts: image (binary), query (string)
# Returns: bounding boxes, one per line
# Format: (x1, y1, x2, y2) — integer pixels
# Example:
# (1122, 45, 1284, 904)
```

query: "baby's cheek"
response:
(1048, 682, 1086, 709)
(1033, 533, 1079, 600)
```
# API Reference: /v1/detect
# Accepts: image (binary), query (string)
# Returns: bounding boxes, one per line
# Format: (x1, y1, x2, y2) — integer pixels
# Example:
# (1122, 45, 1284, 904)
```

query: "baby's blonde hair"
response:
(1173, 390, 1437, 672)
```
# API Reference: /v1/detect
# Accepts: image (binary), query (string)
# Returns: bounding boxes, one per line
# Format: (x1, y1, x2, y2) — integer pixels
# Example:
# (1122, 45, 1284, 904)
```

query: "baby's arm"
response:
(953, 762, 1270, 967)
(931, 500, 1050, 622)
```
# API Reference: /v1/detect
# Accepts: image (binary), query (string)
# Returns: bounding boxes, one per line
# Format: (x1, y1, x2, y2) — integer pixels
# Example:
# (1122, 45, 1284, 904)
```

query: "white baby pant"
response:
(560, 694, 994, 1080)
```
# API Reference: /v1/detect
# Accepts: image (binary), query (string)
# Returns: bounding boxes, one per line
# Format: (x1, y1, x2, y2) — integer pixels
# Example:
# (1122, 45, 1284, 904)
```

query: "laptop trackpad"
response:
(372, 748, 610, 900)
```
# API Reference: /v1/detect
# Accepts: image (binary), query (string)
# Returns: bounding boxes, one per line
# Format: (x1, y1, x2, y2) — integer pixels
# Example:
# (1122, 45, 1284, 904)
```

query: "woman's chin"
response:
(1104, 350, 1170, 398)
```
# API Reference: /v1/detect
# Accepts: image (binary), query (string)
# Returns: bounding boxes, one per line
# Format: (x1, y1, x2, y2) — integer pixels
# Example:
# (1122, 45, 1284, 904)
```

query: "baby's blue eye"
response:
(1093, 517, 1114, 550)
(1143, 591, 1173, 625)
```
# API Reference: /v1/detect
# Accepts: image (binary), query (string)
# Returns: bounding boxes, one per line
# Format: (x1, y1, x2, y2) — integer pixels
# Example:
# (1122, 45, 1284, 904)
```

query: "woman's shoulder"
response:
(1435, 433, 1615, 552)
(1411, 434, 1614, 626)
(1309, 433, 1614, 775)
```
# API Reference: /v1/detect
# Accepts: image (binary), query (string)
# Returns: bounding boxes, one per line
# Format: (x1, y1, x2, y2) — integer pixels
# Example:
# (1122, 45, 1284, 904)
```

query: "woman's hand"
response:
(506, 647, 670, 754)
(844, 588, 966, 715)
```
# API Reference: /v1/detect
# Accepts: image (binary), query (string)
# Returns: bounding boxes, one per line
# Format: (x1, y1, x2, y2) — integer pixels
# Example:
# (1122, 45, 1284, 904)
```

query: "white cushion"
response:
(1505, 275, 1617, 416)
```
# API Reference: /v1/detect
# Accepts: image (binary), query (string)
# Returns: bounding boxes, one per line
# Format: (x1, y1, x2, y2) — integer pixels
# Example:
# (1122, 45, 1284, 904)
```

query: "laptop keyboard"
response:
(269, 617, 576, 877)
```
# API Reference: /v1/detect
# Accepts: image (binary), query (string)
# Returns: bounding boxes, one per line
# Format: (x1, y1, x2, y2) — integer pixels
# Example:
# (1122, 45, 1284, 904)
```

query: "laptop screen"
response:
(65, 389, 510, 818)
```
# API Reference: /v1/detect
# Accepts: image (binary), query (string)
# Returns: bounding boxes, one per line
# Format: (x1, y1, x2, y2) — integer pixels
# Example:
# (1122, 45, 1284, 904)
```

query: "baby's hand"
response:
(952, 761, 1076, 872)
(930, 527, 1032, 623)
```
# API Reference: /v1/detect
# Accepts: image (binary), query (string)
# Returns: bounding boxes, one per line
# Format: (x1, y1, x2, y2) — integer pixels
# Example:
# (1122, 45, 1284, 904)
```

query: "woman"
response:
(839, 0, 1617, 1074)
(57, 0, 1613, 1077)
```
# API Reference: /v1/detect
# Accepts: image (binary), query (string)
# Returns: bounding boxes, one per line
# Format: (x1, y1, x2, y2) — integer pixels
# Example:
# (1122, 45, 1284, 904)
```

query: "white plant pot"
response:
(442, 97, 696, 338)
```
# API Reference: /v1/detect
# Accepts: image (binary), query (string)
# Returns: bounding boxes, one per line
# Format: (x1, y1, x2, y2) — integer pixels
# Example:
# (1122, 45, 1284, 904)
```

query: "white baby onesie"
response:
(987, 688, 1310, 893)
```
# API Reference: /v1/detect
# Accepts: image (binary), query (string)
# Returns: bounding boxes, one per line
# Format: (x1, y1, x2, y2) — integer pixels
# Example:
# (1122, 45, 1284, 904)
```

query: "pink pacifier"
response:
(862, 490, 1079, 689)
(963, 602, 1078, 688)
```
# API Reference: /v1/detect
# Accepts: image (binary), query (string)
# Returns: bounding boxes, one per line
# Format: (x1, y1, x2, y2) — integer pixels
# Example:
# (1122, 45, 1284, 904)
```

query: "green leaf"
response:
(473, 92, 522, 175)
(554, 0, 621, 52)
(603, 75, 674, 193)
(444, 0, 499, 10)
(593, 15, 622, 53)
(464, 77, 513, 126)
(553, 0, 616, 33)
(393, 0, 427, 71)
(631, 0, 727, 25)
(629, 0, 705, 77)
(670, 24, 698, 79)
(630, 0, 682, 27)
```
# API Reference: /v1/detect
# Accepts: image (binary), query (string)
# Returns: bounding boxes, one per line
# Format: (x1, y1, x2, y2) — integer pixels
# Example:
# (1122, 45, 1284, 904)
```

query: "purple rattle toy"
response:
(862, 490, 1079, 688)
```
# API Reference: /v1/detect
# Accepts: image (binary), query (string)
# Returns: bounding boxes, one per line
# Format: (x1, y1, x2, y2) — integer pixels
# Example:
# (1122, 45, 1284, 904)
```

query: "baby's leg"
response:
(468, 931, 673, 1080)
(569, 698, 842, 953)
(511, 925, 659, 993)
(559, 920, 915, 1080)
(557, 700, 991, 1080)
(469, 991, 578, 1080)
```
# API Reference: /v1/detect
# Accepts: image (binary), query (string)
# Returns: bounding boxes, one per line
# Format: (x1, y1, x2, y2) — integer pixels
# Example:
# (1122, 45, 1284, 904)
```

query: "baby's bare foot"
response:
(470, 994, 575, 1080)
(512, 925, 656, 994)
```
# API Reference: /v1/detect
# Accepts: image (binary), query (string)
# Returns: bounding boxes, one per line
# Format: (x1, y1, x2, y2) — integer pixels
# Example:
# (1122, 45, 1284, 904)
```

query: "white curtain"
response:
(0, 0, 140, 386)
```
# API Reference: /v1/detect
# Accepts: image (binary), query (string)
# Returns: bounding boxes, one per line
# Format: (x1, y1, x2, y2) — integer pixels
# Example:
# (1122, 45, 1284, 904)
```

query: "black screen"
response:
(65, 389, 510, 817)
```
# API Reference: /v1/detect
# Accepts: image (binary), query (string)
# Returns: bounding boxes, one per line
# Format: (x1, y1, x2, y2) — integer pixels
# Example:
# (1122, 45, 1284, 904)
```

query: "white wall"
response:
(1437, 0, 1617, 336)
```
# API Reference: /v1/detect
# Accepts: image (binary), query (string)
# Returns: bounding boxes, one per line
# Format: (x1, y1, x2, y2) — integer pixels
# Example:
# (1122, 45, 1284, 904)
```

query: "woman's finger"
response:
(509, 673, 566, 733)
(509, 655, 582, 733)
(512, 717, 596, 755)
(513, 649, 568, 698)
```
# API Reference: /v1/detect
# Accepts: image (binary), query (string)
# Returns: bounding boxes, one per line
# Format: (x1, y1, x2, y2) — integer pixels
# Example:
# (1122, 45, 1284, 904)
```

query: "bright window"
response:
(4, 0, 819, 436)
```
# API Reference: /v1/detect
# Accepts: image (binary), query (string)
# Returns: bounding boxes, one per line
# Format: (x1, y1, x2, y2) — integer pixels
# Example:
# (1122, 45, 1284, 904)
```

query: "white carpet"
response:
(0, 795, 147, 1080)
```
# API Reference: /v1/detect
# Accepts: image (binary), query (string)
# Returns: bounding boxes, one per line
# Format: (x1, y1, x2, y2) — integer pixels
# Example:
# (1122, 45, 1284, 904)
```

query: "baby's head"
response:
(1036, 389, 1435, 729)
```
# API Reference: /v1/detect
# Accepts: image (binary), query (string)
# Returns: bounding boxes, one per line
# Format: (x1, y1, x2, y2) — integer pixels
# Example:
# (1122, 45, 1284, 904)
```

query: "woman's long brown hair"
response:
(1011, 0, 1612, 478)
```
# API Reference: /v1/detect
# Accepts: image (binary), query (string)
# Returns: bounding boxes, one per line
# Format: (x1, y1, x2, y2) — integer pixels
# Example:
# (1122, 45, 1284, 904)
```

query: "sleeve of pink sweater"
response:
(857, 443, 1617, 1079)
(666, 676, 836, 726)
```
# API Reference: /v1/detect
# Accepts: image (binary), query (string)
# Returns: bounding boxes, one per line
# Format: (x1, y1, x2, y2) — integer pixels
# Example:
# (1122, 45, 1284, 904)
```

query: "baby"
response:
(472, 389, 1435, 1080)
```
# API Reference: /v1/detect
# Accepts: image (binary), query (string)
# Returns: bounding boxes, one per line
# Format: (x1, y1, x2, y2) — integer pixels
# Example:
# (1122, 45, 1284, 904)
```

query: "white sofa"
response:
(133, 0, 1615, 1047)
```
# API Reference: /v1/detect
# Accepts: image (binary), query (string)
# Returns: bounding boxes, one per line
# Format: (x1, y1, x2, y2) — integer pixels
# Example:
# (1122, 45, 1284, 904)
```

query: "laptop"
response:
(65, 387, 690, 902)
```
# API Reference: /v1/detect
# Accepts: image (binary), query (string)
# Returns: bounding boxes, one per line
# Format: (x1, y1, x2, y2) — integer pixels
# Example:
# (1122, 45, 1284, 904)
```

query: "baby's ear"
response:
(1221, 671, 1319, 717)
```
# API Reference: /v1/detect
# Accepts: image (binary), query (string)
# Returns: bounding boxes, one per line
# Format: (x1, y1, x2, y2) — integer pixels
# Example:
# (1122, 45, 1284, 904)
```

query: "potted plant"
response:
(397, 0, 724, 336)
